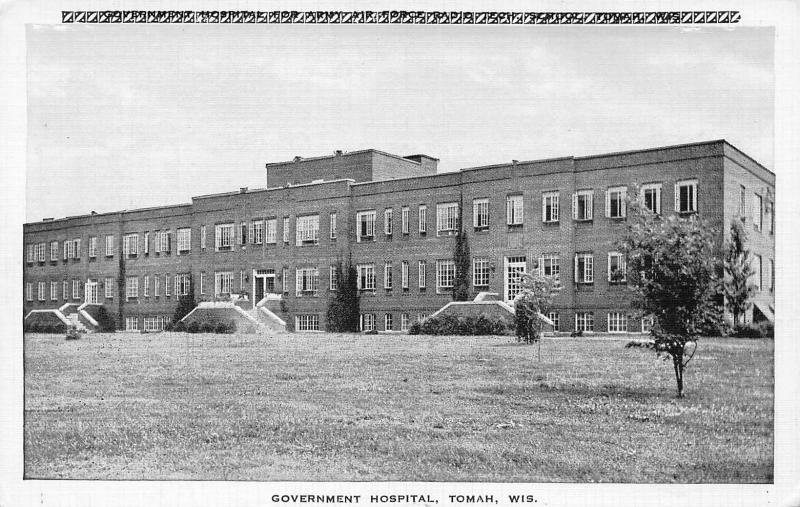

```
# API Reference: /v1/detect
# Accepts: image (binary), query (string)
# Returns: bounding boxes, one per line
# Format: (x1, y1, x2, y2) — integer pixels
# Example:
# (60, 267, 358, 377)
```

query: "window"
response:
(215, 271, 234, 297)
(401, 207, 410, 234)
(296, 215, 320, 245)
(125, 317, 139, 331)
(144, 276, 150, 297)
(249, 220, 264, 245)
(296, 314, 320, 332)
(607, 312, 628, 333)
(73, 239, 81, 259)
(549, 312, 560, 332)
(436, 260, 455, 293)
(200, 225, 207, 249)
(473, 198, 489, 229)
(739, 185, 747, 218)
(215, 224, 233, 251)
(154, 275, 160, 297)
(330, 212, 337, 239)
(72, 279, 80, 299)
(143, 316, 165, 332)
(574, 253, 594, 284)
(361, 313, 376, 332)
(63, 280, 68, 300)
(329, 266, 338, 291)
(155, 230, 171, 253)
(26, 244, 35, 263)
(505, 256, 526, 302)
(769, 258, 774, 293)
(50, 281, 57, 301)
(384, 313, 393, 331)
(105, 235, 115, 256)
(126, 277, 139, 300)
(675, 179, 698, 213)
(575, 312, 594, 332)
(641, 183, 662, 215)
(175, 274, 191, 296)
(542, 192, 559, 223)
(357, 264, 376, 291)
(164, 274, 171, 297)
(240, 222, 248, 245)
(753, 194, 763, 232)
(384, 208, 393, 236)
(356, 210, 376, 242)
(473, 257, 490, 287)
(418, 260, 427, 289)
(753, 254, 762, 291)
(436, 202, 459, 235)
(63, 240, 74, 260)
(401, 313, 410, 331)
(42, 242, 50, 261)
(266, 219, 277, 244)
(177, 228, 192, 252)
(200, 272, 206, 295)
(123, 233, 139, 257)
(506, 195, 523, 225)
(418, 205, 427, 234)
(104, 278, 114, 299)
(25, 282, 32, 301)
(38, 282, 45, 301)
(641, 316, 654, 333)
(384, 261, 393, 289)
(539, 254, 560, 278)
(283, 217, 290, 243)
(50, 241, 59, 261)
(605, 186, 627, 219)
(572, 190, 594, 221)
(608, 252, 626, 283)
(295, 267, 319, 296)
(282, 268, 288, 295)
(768, 201, 774, 234)
(401, 261, 409, 289)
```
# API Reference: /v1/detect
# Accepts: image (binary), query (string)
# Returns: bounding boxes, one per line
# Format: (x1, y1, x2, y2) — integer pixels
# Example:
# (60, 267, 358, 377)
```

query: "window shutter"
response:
(541, 197, 547, 223)
(167, 232, 171, 252)
(506, 197, 512, 225)
(63, 242, 68, 260)
(607, 253, 612, 281)
(674, 183, 680, 212)
(574, 254, 579, 283)
(605, 190, 611, 218)
(174, 275, 179, 297)
(587, 255, 593, 282)
(538, 256, 544, 276)
(296, 270, 302, 296)
(572, 193, 577, 220)
(621, 190, 627, 218)
(587, 192, 593, 220)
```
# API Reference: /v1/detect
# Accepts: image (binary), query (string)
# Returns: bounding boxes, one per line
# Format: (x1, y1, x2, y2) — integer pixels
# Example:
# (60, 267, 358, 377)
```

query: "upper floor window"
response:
(38, 281, 45, 301)
(357, 263, 376, 291)
(384, 261, 393, 289)
(25, 282, 32, 301)
(401, 261, 409, 289)
(215, 271, 233, 296)
(215, 224, 233, 251)
(739, 185, 747, 218)
(26, 244, 35, 263)
(177, 228, 192, 252)
(506, 195, 523, 226)
(675, 179, 698, 214)
(123, 233, 139, 257)
(436, 202, 459, 236)
(155, 230, 171, 253)
(753, 254, 762, 291)
(329, 266, 338, 291)
(249, 220, 264, 245)
(542, 192, 559, 223)
(473, 257, 490, 287)
(605, 186, 627, 219)
(608, 252, 627, 283)
(356, 210, 376, 242)
(200, 225, 207, 249)
(572, 190, 594, 221)
(50, 281, 58, 301)
(753, 194, 763, 232)
(175, 273, 191, 296)
(50, 241, 59, 261)
(418, 260, 427, 289)
(401, 207, 410, 234)
(436, 260, 455, 293)
(418, 205, 427, 234)
(88, 236, 97, 258)
(641, 183, 662, 215)
(539, 254, 560, 278)
(384, 208, 393, 236)
(330, 212, 337, 240)
(283, 217, 290, 244)
(295, 267, 319, 296)
(473, 198, 489, 230)
(574, 253, 594, 284)
(126, 276, 139, 300)
(104, 277, 114, 299)
(265, 218, 277, 244)
(296, 214, 320, 246)
(239, 222, 248, 245)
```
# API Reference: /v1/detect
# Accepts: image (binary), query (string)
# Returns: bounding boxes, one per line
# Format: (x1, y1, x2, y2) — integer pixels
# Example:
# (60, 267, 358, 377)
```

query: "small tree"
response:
(326, 255, 361, 332)
(724, 218, 756, 326)
(617, 197, 722, 397)
(452, 229, 471, 301)
(514, 272, 560, 359)
(172, 275, 197, 328)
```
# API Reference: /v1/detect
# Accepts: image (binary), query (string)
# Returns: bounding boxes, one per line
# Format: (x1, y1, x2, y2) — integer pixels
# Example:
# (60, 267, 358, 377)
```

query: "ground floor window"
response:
(400, 313, 410, 331)
(607, 312, 628, 333)
(143, 316, 170, 332)
(125, 316, 139, 331)
(384, 313, 393, 331)
(296, 314, 320, 332)
(641, 315, 654, 333)
(575, 312, 594, 332)
(548, 312, 560, 332)
(215, 271, 233, 297)
(361, 313, 376, 332)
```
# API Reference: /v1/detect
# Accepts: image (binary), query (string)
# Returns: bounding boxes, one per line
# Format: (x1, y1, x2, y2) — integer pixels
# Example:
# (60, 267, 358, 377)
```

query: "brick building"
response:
(23, 140, 775, 333)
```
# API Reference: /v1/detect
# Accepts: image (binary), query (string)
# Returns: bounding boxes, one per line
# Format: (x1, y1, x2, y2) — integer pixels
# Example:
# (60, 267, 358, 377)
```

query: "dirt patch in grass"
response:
(23, 332, 773, 482)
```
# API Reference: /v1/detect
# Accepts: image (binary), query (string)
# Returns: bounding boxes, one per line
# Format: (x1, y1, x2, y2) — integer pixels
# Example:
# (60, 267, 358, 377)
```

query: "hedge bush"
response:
(408, 313, 510, 336)
(94, 306, 117, 332)
(730, 321, 774, 338)
(24, 322, 68, 334)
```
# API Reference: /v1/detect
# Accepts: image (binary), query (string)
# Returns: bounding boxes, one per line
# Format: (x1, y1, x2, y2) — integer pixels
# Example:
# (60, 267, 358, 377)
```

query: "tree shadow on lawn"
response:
(476, 381, 667, 402)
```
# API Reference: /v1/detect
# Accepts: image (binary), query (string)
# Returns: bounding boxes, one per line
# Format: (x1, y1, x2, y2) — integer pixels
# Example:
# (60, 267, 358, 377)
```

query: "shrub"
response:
(200, 321, 216, 333)
(731, 321, 774, 338)
(408, 321, 422, 335)
(94, 306, 117, 332)
(187, 321, 201, 334)
(172, 321, 187, 332)
(415, 313, 509, 336)
(215, 320, 236, 334)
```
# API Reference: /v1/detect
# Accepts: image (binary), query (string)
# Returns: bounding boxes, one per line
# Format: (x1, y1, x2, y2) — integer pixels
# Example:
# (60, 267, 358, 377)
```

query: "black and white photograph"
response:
(1, 1, 798, 506)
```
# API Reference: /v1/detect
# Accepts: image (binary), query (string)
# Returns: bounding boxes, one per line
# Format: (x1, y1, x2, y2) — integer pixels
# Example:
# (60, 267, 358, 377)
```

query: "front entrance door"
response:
(85, 279, 98, 305)
(253, 269, 276, 307)
(504, 256, 527, 302)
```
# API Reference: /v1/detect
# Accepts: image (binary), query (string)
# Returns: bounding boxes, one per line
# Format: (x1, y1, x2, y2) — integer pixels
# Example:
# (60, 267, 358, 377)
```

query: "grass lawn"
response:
(23, 332, 773, 482)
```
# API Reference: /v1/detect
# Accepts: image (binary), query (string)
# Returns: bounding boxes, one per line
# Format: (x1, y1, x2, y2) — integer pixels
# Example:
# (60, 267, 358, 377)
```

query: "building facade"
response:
(23, 140, 775, 333)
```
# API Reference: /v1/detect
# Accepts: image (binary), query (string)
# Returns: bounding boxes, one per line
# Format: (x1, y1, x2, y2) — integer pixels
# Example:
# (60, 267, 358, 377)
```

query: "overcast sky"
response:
(26, 24, 773, 221)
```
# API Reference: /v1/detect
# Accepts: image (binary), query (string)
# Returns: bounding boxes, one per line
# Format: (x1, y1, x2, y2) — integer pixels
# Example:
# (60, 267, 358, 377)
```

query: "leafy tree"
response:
(514, 272, 560, 359)
(617, 197, 722, 397)
(326, 255, 360, 332)
(172, 275, 197, 327)
(452, 229, 471, 301)
(724, 218, 756, 326)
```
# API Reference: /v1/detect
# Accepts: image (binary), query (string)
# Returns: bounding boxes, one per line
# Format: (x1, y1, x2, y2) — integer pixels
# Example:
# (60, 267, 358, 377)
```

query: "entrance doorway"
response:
(85, 279, 98, 305)
(504, 256, 527, 302)
(253, 269, 276, 307)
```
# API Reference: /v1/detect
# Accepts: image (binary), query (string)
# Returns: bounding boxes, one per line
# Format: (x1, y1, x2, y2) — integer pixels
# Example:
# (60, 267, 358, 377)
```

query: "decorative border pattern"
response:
(61, 10, 741, 24)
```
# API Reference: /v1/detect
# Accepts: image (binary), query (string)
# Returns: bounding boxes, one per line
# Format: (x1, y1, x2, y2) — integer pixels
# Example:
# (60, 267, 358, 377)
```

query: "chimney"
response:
(42, 217, 54, 222)
(293, 156, 302, 162)
(239, 187, 248, 194)
(334, 150, 343, 156)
